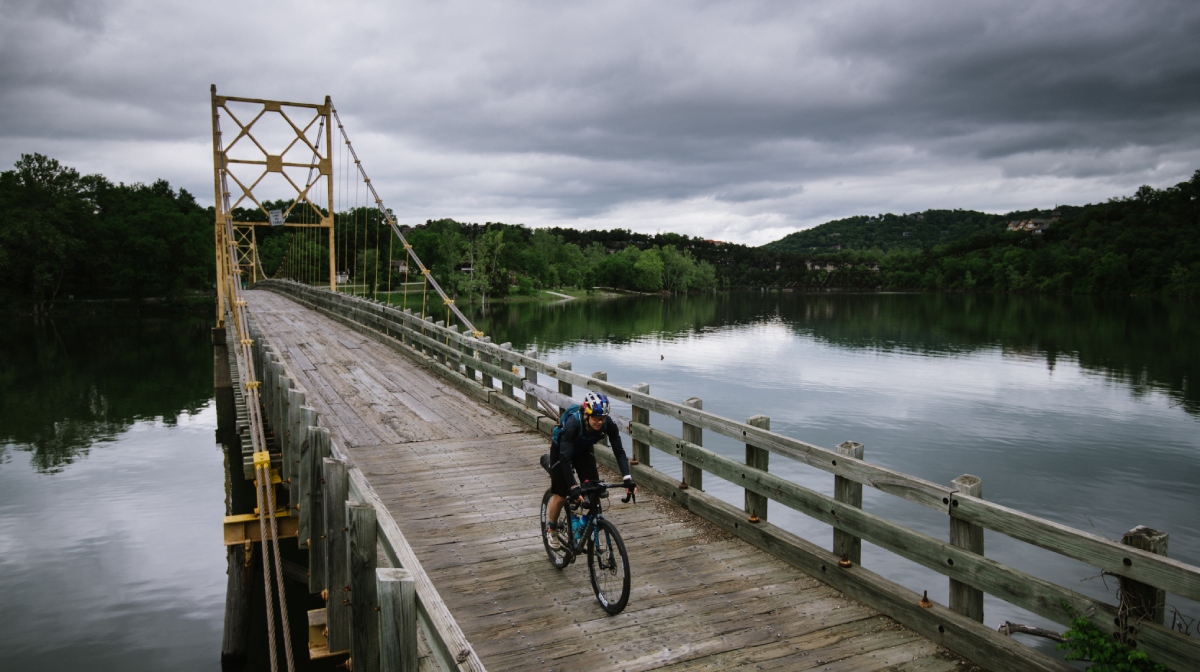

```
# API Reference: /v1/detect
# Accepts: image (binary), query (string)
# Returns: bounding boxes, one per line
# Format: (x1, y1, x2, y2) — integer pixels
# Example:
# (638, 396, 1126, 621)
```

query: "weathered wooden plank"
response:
(833, 440, 864, 566)
(1120, 526, 1169, 626)
(349, 503, 380, 672)
(681, 397, 703, 491)
(378, 568, 418, 672)
(308, 426, 330, 593)
(323, 457, 351, 655)
(745, 414, 769, 523)
(949, 474, 983, 623)
(631, 383, 651, 466)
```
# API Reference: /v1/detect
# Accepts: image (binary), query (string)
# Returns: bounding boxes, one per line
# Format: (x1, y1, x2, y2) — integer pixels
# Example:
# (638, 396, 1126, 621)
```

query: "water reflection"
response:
(472, 292, 1199, 416)
(0, 313, 228, 671)
(0, 316, 214, 472)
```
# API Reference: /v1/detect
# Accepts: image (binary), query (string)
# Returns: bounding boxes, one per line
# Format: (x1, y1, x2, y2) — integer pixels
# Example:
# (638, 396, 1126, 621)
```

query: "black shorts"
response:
(549, 442, 598, 497)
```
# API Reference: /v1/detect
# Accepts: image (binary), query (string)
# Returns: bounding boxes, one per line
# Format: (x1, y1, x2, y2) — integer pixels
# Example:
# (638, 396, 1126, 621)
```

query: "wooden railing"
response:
(237, 310, 485, 672)
(257, 279, 1200, 672)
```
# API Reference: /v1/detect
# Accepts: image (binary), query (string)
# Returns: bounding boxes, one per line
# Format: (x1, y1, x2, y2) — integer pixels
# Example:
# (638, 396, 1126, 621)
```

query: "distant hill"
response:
(763, 208, 1054, 253)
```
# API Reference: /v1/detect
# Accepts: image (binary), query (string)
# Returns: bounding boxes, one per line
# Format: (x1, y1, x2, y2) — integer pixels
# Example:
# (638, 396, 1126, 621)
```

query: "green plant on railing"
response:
(1057, 604, 1168, 672)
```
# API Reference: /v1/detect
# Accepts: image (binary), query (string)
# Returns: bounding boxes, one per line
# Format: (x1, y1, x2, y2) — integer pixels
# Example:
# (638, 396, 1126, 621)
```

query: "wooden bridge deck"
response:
(244, 289, 972, 672)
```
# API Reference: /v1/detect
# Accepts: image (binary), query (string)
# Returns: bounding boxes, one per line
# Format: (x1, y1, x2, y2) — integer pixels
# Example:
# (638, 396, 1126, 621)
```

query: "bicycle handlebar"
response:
(569, 481, 636, 506)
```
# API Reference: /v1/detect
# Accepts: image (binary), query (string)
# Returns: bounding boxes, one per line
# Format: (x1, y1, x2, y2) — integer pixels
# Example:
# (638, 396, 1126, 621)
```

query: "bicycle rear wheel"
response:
(540, 488, 570, 569)
(587, 518, 630, 614)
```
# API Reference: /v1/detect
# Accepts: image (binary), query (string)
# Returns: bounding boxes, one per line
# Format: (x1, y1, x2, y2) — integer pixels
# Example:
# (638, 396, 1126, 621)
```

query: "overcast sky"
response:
(3, 0, 1199, 245)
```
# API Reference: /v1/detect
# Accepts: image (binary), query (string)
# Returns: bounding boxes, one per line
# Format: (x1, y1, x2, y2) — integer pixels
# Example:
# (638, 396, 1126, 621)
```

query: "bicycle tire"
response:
(587, 518, 631, 614)
(540, 488, 570, 569)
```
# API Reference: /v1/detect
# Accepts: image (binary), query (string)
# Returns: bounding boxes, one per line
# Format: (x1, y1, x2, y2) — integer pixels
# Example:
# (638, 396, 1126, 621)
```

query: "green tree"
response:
(469, 228, 506, 304)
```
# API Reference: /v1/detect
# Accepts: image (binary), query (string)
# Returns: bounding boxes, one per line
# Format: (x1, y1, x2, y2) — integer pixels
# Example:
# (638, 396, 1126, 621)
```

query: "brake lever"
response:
(621, 490, 636, 504)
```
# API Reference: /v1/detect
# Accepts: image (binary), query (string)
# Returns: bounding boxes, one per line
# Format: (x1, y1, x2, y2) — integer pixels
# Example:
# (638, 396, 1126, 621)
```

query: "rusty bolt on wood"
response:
(748, 515, 760, 524)
(838, 554, 853, 568)
(630, 459, 639, 466)
(918, 590, 933, 608)
(678, 481, 689, 490)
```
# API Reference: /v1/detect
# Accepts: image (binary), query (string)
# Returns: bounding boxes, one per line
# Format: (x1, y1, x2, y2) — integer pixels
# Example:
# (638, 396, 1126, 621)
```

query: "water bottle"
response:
(575, 513, 589, 541)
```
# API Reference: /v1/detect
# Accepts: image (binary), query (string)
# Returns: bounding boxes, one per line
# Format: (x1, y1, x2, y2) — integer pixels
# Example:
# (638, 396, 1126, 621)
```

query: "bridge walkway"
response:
(244, 289, 970, 672)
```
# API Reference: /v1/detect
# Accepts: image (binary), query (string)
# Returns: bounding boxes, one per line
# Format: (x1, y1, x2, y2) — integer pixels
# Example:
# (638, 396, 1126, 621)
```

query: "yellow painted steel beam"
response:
(223, 510, 298, 545)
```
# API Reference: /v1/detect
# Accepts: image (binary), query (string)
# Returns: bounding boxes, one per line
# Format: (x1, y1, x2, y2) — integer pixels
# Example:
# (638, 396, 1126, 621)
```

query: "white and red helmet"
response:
(582, 392, 610, 417)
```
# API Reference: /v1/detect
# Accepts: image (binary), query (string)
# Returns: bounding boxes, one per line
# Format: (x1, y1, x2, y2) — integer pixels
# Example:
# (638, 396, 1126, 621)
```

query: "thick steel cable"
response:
(263, 463, 296, 672)
(254, 464, 280, 672)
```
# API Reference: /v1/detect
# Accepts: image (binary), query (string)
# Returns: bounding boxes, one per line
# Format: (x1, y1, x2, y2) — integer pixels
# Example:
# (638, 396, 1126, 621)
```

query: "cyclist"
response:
(546, 392, 635, 550)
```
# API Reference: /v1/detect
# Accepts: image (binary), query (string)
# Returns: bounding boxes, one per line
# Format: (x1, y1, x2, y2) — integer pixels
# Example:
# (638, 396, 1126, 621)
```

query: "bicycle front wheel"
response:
(587, 518, 630, 614)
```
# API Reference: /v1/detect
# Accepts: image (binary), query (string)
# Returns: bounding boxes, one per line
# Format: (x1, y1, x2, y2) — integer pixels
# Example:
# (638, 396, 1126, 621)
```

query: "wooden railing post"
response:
(501, 343, 515, 398)
(276, 370, 290, 456)
(631, 384, 650, 466)
(1120, 526, 1169, 626)
(462, 330, 476, 383)
(949, 474, 984, 622)
(308, 427, 331, 593)
(297, 408, 314, 549)
(834, 441, 865, 565)
(557, 361, 572, 398)
(377, 568, 417, 672)
(524, 350, 539, 413)
(745, 415, 770, 522)
(480, 337, 494, 390)
(286, 389, 307, 494)
(349, 503, 380, 672)
(323, 457, 351, 654)
(681, 397, 703, 491)
(432, 321, 445, 366)
(446, 325, 459, 375)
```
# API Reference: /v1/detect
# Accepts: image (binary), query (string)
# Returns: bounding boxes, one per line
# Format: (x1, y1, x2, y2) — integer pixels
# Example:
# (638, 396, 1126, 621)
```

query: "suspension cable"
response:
(331, 106, 481, 336)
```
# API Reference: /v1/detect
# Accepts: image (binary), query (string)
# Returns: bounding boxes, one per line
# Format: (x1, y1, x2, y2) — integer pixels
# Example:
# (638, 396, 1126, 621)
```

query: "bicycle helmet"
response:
(582, 392, 610, 417)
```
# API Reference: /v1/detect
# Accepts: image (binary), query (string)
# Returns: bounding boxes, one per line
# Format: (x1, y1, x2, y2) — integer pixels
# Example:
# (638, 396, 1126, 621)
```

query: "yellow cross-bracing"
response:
(211, 86, 336, 318)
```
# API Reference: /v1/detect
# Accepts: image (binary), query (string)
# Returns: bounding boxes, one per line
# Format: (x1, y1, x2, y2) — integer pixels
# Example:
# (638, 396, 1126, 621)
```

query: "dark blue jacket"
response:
(554, 412, 630, 489)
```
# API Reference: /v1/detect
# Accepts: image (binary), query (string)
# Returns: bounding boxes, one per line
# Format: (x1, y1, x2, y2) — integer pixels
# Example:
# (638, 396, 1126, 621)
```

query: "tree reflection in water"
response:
(0, 315, 213, 472)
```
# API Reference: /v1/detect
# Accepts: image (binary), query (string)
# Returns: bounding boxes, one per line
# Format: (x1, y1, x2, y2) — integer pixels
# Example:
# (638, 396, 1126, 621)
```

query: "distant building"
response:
(1006, 219, 1052, 235)
(902, 231, 911, 237)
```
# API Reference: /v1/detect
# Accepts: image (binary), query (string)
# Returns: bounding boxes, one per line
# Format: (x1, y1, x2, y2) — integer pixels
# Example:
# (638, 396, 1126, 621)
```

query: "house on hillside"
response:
(1006, 219, 1052, 235)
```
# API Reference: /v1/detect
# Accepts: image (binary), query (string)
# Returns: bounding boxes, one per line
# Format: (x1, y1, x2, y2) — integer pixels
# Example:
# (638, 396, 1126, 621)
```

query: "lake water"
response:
(1, 292, 1195, 667)
(0, 316, 225, 670)
(472, 291, 1200, 654)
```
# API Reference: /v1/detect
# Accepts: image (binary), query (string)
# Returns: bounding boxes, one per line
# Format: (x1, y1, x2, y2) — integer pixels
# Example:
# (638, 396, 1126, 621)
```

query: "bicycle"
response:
(540, 480, 633, 615)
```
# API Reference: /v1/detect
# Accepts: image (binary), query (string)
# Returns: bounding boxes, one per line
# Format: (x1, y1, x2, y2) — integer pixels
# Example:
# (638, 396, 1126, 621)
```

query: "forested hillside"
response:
(2, 152, 1196, 313)
(764, 208, 1053, 254)
(789, 173, 1200, 296)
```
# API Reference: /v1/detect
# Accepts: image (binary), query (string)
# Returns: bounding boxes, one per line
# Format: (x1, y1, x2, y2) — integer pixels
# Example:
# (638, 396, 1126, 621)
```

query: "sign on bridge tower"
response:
(210, 85, 336, 324)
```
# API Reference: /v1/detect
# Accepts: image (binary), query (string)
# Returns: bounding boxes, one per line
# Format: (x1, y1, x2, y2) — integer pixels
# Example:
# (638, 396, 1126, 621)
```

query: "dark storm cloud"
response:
(2, 0, 1199, 243)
